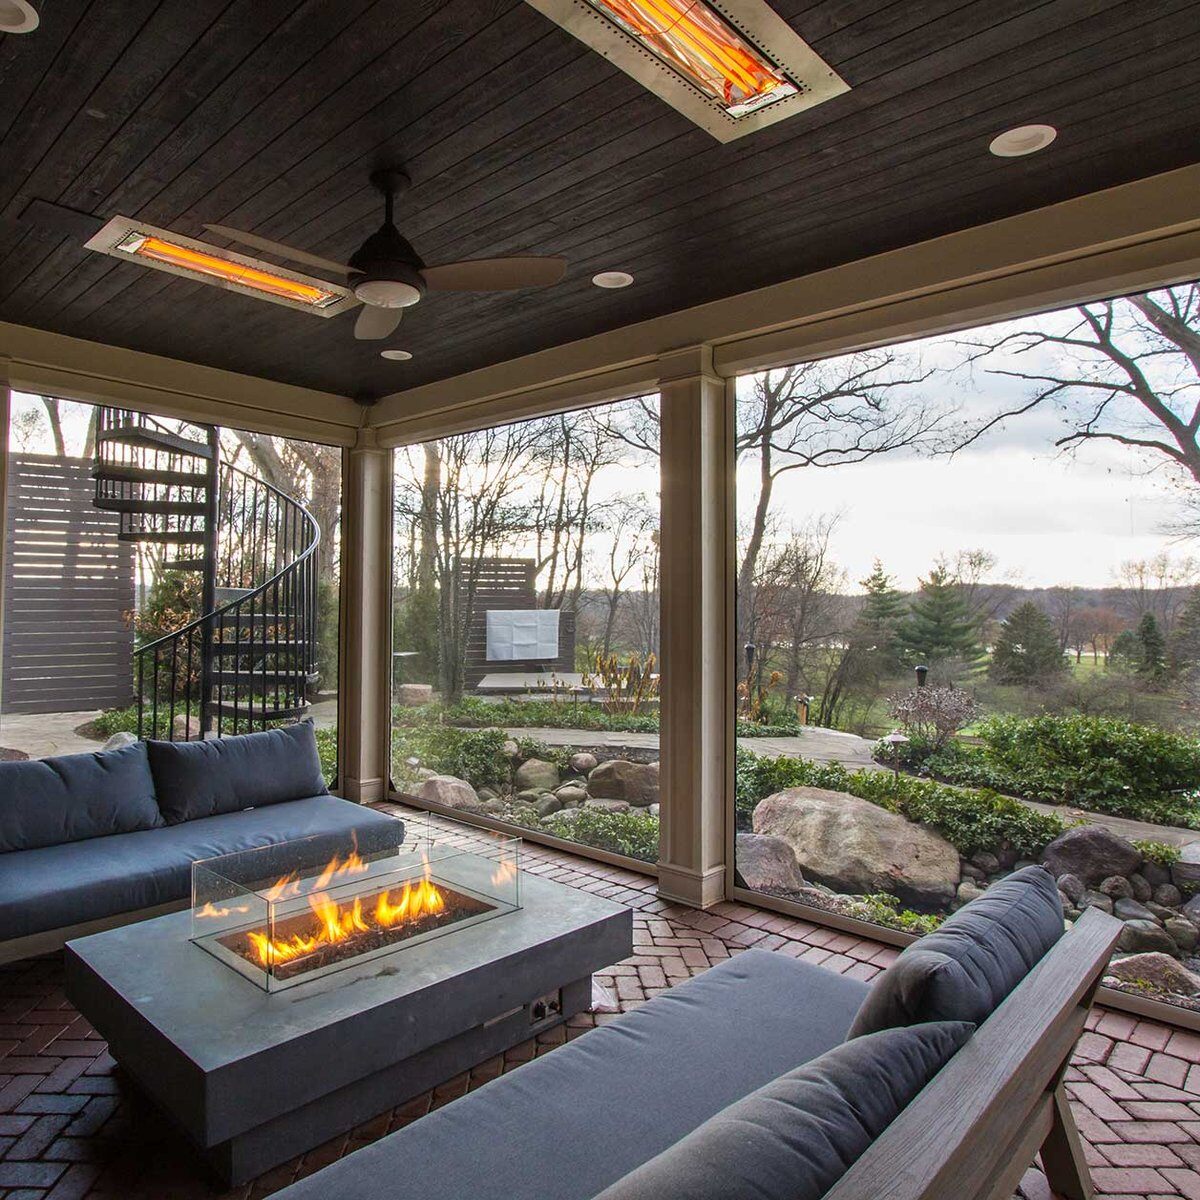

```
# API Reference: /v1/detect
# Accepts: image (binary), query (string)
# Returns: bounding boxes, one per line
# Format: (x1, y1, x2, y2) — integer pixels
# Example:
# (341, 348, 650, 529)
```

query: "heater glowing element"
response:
(585, 0, 796, 115)
(115, 232, 341, 308)
(84, 216, 357, 317)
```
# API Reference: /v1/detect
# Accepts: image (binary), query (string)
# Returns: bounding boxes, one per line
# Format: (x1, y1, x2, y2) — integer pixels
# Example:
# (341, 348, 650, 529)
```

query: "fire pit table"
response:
(64, 817, 632, 1185)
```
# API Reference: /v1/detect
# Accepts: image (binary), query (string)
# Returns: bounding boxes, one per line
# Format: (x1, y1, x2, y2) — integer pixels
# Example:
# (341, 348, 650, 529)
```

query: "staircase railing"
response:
(95, 407, 320, 740)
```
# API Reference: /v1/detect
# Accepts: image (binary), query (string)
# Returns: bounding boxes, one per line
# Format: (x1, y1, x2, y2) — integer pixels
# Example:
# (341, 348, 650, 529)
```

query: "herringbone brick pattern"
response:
(0, 803, 1195, 1199)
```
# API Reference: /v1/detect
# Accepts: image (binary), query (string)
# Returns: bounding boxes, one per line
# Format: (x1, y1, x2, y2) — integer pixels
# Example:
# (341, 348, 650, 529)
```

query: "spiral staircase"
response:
(91, 407, 320, 740)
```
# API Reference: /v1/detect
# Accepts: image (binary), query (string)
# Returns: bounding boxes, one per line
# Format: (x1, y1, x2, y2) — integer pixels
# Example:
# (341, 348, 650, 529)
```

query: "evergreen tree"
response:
(1170, 587, 1200, 671)
(989, 602, 1066, 685)
(1136, 612, 1168, 680)
(1109, 629, 1141, 671)
(896, 565, 984, 669)
(856, 560, 905, 667)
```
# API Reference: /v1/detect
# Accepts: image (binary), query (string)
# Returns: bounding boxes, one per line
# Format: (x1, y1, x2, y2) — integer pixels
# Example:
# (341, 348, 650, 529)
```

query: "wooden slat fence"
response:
(2, 455, 135, 714)
(460, 557, 575, 689)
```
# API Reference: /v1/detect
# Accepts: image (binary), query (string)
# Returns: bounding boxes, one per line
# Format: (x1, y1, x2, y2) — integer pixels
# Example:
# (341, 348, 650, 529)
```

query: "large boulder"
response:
(588, 760, 659, 807)
(751, 787, 960, 909)
(515, 758, 560, 793)
(102, 731, 138, 750)
(418, 775, 480, 810)
(1040, 826, 1142, 886)
(1106, 952, 1200, 997)
(394, 683, 434, 707)
(735, 833, 806, 892)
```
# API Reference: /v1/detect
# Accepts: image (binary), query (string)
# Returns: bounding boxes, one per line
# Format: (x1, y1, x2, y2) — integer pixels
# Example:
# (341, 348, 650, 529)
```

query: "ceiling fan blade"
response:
(203, 224, 350, 277)
(421, 256, 567, 292)
(354, 306, 404, 341)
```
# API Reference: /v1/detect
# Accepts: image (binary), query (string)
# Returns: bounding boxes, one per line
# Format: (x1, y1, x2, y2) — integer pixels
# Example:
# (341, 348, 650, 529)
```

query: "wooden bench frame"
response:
(827, 905, 1123, 1200)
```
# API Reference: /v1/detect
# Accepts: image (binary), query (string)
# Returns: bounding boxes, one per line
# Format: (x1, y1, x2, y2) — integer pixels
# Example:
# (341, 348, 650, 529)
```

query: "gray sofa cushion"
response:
(0, 794, 399, 940)
(0, 742, 161, 853)
(594, 1020, 974, 1200)
(272, 949, 871, 1200)
(849, 865, 1063, 1036)
(147, 724, 328, 824)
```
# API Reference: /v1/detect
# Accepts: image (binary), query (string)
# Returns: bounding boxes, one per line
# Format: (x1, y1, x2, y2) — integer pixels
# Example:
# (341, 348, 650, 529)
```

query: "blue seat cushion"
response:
(848, 865, 1064, 1036)
(594, 1020, 973, 1200)
(273, 949, 872, 1200)
(0, 795, 399, 940)
(147, 724, 328, 824)
(0, 742, 161, 853)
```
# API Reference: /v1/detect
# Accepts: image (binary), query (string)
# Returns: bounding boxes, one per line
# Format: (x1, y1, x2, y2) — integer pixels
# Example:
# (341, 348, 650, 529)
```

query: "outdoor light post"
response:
(881, 731, 910, 793)
(915, 664, 929, 688)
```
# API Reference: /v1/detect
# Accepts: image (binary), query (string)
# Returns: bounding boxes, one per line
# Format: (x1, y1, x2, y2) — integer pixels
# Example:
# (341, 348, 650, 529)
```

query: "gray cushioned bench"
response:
(275, 867, 1123, 1200)
(0, 725, 399, 963)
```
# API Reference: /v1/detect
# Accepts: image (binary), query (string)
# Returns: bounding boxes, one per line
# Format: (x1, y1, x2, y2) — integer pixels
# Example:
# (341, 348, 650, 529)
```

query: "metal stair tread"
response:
(98, 424, 213, 458)
(93, 497, 208, 516)
(93, 464, 210, 487)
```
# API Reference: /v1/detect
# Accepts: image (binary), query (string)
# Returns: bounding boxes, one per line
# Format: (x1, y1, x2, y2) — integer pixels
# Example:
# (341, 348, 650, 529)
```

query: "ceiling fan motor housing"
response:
(348, 223, 425, 308)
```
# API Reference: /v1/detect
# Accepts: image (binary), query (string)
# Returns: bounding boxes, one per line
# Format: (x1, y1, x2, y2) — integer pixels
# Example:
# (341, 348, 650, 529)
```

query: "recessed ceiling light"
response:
(380, 349, 413, 361)
(988, 124, 1057, 157)
(592, 271, 634, 289)
(0, 0, 39, 33)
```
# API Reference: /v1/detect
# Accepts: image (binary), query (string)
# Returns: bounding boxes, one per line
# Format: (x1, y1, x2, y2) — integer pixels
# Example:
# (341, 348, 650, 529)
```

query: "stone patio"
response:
(2, 803, 1200, 1199)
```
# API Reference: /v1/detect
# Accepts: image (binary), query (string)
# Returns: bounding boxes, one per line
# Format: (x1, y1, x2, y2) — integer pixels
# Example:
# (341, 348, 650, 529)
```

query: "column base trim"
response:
(341, 775, 386, 804)
(656, 862, 726, 909)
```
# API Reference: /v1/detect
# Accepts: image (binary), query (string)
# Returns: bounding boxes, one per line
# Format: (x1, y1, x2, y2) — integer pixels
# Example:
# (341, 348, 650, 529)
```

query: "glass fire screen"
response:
(190, 816, 521, 991)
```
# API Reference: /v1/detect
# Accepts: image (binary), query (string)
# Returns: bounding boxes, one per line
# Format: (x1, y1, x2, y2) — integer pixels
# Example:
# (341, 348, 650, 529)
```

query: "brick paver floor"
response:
(2, 803, 1199, 1199)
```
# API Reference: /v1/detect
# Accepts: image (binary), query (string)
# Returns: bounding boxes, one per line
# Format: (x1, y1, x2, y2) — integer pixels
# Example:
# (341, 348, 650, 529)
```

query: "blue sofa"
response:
(0, 724, 400, 962)
(272, 867, 1118, 1200)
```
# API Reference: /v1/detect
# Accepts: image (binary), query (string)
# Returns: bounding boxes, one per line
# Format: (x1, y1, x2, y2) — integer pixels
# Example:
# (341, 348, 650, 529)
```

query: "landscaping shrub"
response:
(391, 697, 799, 738)
(541, 807, 659, 862)
(314, 726, 337, 784)
(976, 713, 1200, 826)
(888, 685, 978, 750)
(842, 894, 944, 936)
(391, 725, 510, 792)
(735, 749, 1067, 858)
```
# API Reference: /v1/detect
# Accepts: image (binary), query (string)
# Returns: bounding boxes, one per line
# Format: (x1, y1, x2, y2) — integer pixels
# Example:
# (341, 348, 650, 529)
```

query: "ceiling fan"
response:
(205, 168, 567, 341)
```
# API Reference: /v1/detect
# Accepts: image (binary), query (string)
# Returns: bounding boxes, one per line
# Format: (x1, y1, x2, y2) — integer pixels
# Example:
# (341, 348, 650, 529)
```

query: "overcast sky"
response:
(736, 305, 1197, 593)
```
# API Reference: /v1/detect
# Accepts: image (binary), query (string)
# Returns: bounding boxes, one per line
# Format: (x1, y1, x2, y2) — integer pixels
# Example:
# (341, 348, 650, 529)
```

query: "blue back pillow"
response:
(848, 865, 1064, 1036)
(594, 1020, 974, 1200)
(147, 723, 329, 824)
(0, 742, 162, 853)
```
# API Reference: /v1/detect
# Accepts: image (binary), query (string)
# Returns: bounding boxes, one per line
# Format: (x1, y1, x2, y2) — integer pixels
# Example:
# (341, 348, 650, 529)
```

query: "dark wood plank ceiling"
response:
(1, 0, 1198, 403)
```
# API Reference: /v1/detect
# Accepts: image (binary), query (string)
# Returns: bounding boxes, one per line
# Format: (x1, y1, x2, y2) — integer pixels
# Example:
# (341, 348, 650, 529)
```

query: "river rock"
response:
(569, 752, 598, 774)
(535, 794, 562, 817)
(1057, 873, 1086, 905)
(735, 833, 806, 892)
(171, 712, 203, 741)
(1128, 873, 1153, 903)
(102, 731, 138, 750)
(1183, 894, 1200, 923)
(751, 786, 960, 909)
(1117, 919, 1178, 956)
(956, 881, 987, 906)
(1142, 860, 1171, 888)
(555, 785, 588, 808)
(1166, 917, 1199, 953)
(970, 851, 1000, 874)
(1100, 876, 1134, 900)
(1041, 826, 1142, 885)
(1114, 897, 1158, 923)
(418, 775, 480, 810)
(515, 759, 560, 792)
(1082, 891, 1113, 915)
(588, 760, 659, 806)
(1106, 952, 1200, 996)
(1154, 883, 1183, 908)
(585, 797, 632, 813)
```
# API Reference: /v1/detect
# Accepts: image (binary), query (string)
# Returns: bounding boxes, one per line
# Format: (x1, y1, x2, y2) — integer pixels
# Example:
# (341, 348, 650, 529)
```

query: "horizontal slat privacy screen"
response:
(2, 455, 136, 714)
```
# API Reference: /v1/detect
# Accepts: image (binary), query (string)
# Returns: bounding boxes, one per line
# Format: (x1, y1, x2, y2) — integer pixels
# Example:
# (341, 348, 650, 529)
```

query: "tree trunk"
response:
(41, 397, 65, 457)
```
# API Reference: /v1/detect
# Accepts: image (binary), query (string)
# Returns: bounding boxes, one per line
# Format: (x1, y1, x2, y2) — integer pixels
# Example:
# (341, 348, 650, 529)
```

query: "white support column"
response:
(657, 345, 733, 909)
(339, 426, 393, 802)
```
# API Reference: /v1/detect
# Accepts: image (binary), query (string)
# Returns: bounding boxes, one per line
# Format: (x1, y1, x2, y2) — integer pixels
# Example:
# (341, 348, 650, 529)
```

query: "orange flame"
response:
(491, 858, 517, 887)
(197, 901, 251, 919)
(246, 851, 446, 969)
